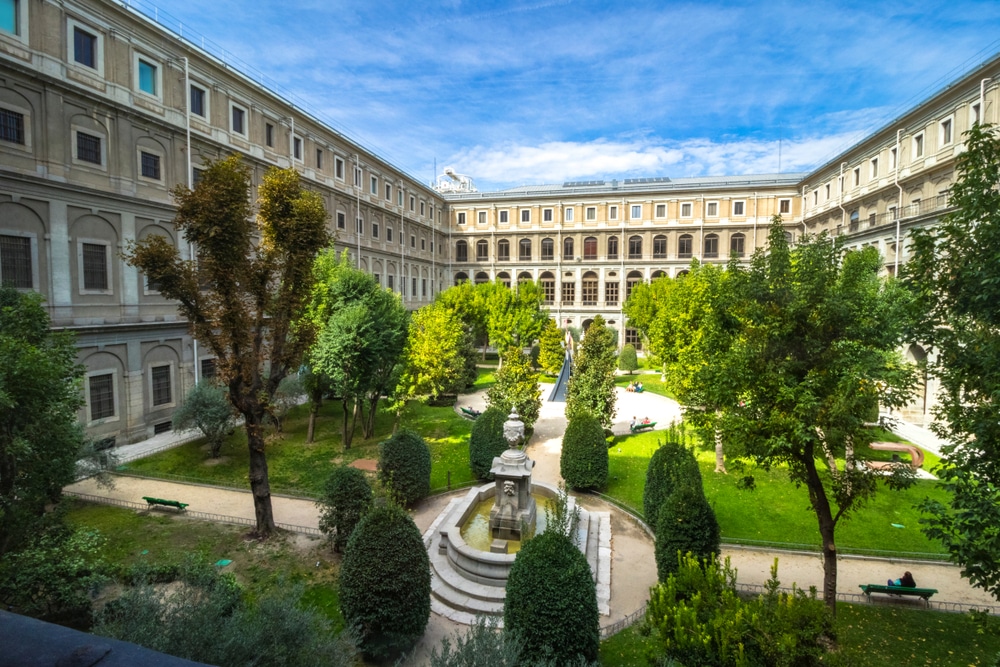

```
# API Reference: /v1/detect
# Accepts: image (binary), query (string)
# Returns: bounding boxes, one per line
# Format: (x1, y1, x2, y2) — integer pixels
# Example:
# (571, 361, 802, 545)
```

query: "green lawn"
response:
(121, 396, 476, 496)
(614, 374, 677, 400)
(606, 429, 949, 556)
(600, 604, 1000, 666)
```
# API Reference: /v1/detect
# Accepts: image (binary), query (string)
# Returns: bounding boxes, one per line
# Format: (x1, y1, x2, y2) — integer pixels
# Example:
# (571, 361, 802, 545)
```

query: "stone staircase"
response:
(423, 498, 612, 624)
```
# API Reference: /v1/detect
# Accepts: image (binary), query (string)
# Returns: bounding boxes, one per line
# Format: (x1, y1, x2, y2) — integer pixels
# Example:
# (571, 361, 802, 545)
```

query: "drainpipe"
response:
(181, 57, 199, 385)
(894, 130, 904, 274)
(400, 183, 405, 304)
(698, 195, 704, 261)
(838, 162, 848, 235)
(752, 192, 758, 252)
(289, 116, 295, 164)
(981, 78, 991, 124)
(354, 154, 361, 270)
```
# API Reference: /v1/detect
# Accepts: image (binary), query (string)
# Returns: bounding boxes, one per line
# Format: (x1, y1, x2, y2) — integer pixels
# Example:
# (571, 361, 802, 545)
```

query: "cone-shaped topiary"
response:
(340, 503, 431, 662)
(560, 411, 609, 490)
(643, 440, 703, 531)
(378, 429, 431, 507)
(504, 530, 599, 665)
(654, 482, 721, 582)
(469, 406, 509, 479)
(317, 465, 373, 552)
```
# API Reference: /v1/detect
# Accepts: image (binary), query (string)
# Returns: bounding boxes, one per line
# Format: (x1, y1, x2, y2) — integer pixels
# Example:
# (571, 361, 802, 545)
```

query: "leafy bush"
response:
(470, 406, 510, 479)
(537, 318, 566, 376)
(340, 503, 430, 662)
(618, 344, 639, 374)
(171, 379, 234, 457)
(505, 530, 599, 665)
(378, 428, 431, 506)
(646, 554, 832, 667)
(560, 412, 609, 490)
(565, 315, 618, 428)
(430, 615, 524, 667)
(654, 482, 721, 582)
(486, 346, 542, 430)
(643, 440, 703, 530)
(317, 466, 373, 552)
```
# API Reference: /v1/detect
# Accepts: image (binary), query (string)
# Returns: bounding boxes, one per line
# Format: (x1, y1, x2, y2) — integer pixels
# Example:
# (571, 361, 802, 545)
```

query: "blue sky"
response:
(140, 0, 1000, 192)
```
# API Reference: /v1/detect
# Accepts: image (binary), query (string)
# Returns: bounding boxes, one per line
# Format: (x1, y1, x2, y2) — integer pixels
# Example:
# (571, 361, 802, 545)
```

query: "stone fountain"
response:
(488, 412, 536, 544)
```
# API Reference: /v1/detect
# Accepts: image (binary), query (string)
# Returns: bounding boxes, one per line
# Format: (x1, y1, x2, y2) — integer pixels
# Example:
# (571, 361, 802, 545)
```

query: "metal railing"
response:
(600, 603, 647, 639)
(836, 193, 953, 237)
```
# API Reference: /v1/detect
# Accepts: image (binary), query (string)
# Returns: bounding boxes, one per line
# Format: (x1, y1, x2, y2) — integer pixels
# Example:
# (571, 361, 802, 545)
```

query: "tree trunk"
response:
(341, 398, 354, 450)
(802, 450, 838, 614)
(364, 394, 380, 438)
(714, 425, 727, 473)
(306, 388, 322, 444)
(244, 411, 276, 538)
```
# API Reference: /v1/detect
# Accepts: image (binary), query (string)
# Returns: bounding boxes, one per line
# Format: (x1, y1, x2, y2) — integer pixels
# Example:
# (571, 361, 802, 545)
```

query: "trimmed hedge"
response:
(339, 503, 431, 662)
(504, 530, 599, 665)
(560, 412, 609, 490)
(469, 406, 509, 480)
(317, 466, 373, 552)
(643, 441, 703, 531)
(654, 482, 721, 582)
(378, 429, 431, 507)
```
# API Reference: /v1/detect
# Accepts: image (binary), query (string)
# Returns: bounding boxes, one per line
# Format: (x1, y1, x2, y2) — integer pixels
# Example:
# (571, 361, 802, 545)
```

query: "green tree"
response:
(643, 440, 703, 532)
(125, 156, 329, 537)
(654, 482, 720, 582)
(317, 466, 373, 552)
(171, 379, 234, 458)
(396, 302, 468, 409)
(537, 318, 565, 376)
(378, 429, 432, 507)
(0, 287, 85, 556)
(618, 343, 638, 374)
(565, 314, 618, 429)
(437, 279, 490, 354)
(721, 219, 918, 612)
(504, 530, 600, 665)
(486, 346, 542, 430)
(482, 281, 547, 362)
(470, 406, 511, 480)
(904, 123, 1000, 601)
(340, 503, 430, 662)
(559, 412, 608, 490)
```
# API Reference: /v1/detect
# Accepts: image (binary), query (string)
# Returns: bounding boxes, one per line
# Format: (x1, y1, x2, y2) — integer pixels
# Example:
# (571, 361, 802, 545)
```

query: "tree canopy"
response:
(565, 314, 618, 429)
(485, 346, 542, 430)
(125, 155, 329, 537)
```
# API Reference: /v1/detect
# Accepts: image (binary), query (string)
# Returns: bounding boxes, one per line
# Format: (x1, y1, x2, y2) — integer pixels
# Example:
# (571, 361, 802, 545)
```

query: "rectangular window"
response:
(421, 238, 426, 250)
(89, 373, 115, 420)
(74, 26, 97, 68)
(853, 167, 860, 186)
(655, 204, 666, 218)
(457, 212, 466, 225)
(316, 148, 323, 169)
(140, 151, 160, 180)
(192, 167, 203, 185)
(779, 199, 791, 214)
(543, 208, 553, 222)
(561, 281, 575, 304)
(293, 137, 302, 160)
(0, 108, 24, 144)
(1, 0, 18, 35)
(398, 190, 403, 206)
(890, 147, 897, 170)
(337, 212, 346, 229)
(521, 209, 530, 223)
(499, 210, 509, 223)
(151, 365, 171, 406)
(0, 234, 32, 288)
(231, 105, 245, 135)
(940, 118, 953, 146)
(631, 204, 642, 219)
(371, 176, 378, 195)
(82, 242, 108, 290)
(586, 207, 596, 221)
(972, 102, 982, 126)
(409, 195, 415, 211)
(564, 207, 574, 222)
(733, 201, 745, 216)
(76, 132, 102, 165)
(190, 85, 206, 117)
(706, 201, 718, 217)
(607, 237, 618, 260)
(478, 211, 487, 224)
(412, 277, 417, 297)
(387, 227, 393, 243)
(605, 281, 618, 306)
(913, 133, 924, 158)
(385, 183, 392, 200)
(609, 206, 618, 220)
(335, 156, 344, 179)
(200, 358, 216, 379)
(411, 235, 416, 248)
(680, 203, 692, 217)
(356, 217, 364, 235)
(138, 59, 157, 95)
(353, 167, 362, 187)
(812, 190, 818, 205)
(387, 275, 394, 290)
(420, 201, 426, 216)
(372, 222, 379, 239)
(422, 278, 427, 297)
(825, 184, 831, 200)
(264, 123, 274, 147)
(870, 157, 878, 178)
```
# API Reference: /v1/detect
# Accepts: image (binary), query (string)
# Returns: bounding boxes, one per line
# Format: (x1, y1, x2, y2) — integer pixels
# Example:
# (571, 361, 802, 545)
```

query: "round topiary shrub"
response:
(469, 406, 509, 480)
(643, 441, 703, 531)
(560, 412, 609, 490)
(378, 429, 431, 507)
(317, 466, 373, 552)
(654, 482, 721, 583)
(339, 503, 430, 662)
(504, 530, 599, 665)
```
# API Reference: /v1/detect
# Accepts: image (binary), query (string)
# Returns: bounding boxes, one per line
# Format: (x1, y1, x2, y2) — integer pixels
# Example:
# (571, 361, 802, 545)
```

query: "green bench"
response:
(630, 421, 656, 433)
(460, 406, 480, 420)
(142, 496, 188, 511)
(859, 584, 937, 606)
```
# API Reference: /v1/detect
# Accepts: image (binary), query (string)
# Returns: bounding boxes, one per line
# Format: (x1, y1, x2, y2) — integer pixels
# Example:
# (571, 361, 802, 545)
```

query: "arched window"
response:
(474, 271, 489, 285)
(497, 271, 511, 289)
(730, 233, 745, 258)
(783, 231, 794, 244)
(704, 233, 719, 258)
(455, 240, 468, 262)
(581, 271, 598, 305)
(651, 270, 667, 281)
(607, 236, 619, 260)
(454, 272, 469, 285)
(678, 234, 693, 258)
(626, 270, 643, 299)
(518, 271, 533, 285)
(497, 239, 510, 261)
(584, 236, 598, 260)
(676, 269, 690, 277)
(628, 235, 643, 259)
(582, 319, 594, 332)
(519, 238, 532, 261)
(539, 271, 555, 304)
(849, 210, 860, 231)
(653, 234, 667, 259)
(476, 239, 489, 261)
(541, 237, 554, 261)
(564, 237, 574, 259)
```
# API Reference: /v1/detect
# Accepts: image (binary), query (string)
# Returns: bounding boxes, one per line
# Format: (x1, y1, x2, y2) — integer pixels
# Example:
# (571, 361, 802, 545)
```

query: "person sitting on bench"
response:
(630, 416, 637, 429)
(636, 382, 644, 392)
(642, 416, 650, 425)
(888, 571, 916, 587)
(626, 381, 635, 392)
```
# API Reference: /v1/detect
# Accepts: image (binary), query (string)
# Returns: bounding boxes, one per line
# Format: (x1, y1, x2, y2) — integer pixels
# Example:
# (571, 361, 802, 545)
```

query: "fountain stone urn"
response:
(488, 447, 537, 540)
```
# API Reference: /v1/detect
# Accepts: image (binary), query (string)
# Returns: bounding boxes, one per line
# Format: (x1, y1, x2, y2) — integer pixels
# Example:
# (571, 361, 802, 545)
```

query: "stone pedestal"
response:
(488, 448, 537, 541)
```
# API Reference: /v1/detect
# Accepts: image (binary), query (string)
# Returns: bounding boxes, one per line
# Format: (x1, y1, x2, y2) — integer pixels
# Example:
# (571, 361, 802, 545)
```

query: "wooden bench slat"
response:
(142, 496, 188, 510)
